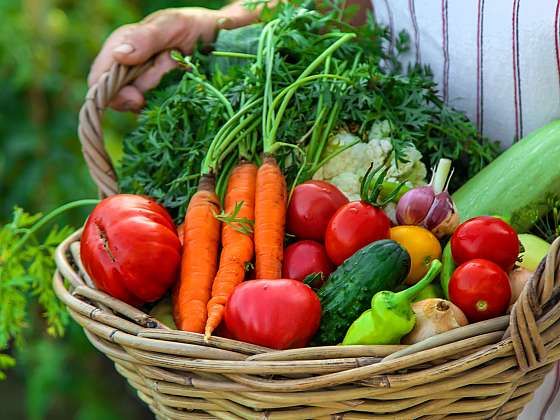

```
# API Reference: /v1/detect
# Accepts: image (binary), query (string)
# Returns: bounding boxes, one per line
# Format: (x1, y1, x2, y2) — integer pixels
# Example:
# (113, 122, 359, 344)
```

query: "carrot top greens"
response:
(119, 0, 499, 224)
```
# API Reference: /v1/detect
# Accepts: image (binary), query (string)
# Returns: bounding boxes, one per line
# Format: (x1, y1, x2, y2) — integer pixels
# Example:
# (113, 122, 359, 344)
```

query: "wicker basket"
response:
(54, 62, 560, 419)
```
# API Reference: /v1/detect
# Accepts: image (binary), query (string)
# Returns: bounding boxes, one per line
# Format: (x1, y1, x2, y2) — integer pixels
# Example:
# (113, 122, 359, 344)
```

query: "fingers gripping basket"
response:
(54, 62, 560, 420)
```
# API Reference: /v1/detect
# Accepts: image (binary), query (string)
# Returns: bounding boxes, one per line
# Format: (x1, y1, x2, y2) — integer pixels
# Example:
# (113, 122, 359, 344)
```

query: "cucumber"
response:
(453, 120, 560, 232)
(312, 239, 410, 346)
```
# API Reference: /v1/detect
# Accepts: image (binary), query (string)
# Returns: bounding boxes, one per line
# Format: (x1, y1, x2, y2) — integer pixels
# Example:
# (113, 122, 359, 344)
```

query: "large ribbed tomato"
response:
(80, 194, 182, 306)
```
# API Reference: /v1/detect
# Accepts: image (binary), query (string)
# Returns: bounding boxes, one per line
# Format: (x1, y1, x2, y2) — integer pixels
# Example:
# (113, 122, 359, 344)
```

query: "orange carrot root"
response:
(205, 162, 257, 339)
(254, 157, 287, 279)
(173, 175, 221, 334)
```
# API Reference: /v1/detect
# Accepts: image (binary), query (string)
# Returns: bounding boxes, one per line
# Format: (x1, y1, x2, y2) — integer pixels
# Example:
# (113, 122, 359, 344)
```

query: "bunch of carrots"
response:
(173, 158, 287, 340)
(172, 19, 355, 340)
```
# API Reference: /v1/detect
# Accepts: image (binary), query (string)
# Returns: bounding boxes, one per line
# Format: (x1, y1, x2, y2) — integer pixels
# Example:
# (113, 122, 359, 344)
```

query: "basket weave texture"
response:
(54, 62, 560, 419)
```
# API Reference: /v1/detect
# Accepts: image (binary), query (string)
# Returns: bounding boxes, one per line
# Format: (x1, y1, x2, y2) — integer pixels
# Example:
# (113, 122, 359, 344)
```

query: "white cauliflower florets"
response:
(313, 121, 427, 203)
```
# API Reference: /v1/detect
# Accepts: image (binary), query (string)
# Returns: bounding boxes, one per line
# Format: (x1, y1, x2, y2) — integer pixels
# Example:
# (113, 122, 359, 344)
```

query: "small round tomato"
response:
(448, 259, 511, 322)
(287, 181, 348, 241)
(451, 216, 519, 271)
(325, 201, 391, 265)
(390, 226, 442, 285)
(282, 240, 334, 287)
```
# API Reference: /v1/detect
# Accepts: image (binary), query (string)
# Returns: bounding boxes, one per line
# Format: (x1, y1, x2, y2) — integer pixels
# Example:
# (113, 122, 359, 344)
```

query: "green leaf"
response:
(0, 205, 81, 378)
(0, 353, 15, 380)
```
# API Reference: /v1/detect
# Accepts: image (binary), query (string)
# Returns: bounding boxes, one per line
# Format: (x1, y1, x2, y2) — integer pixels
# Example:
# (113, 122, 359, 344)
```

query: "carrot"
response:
(205, 162, 257, 339)
(254, 156, 287, 279)
(173, 175, 221, 333)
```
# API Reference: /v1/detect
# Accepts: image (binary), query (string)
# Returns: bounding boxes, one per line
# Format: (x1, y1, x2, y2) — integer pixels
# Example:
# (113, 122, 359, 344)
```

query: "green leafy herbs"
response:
(0, 353, 16, 380)
(213, 201, 254, 235)
(119, 1, 499, 223)
(0, 209, 67, 377)
(0, 200, 98, 378)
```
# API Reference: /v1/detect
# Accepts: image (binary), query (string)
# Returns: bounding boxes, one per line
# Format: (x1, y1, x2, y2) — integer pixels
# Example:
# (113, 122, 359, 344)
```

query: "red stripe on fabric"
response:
(515, 0, 523, 139)
(476, 0, 485, 134)
(441, 0, 449, 102)
(409, 0, 421, 63)
(512, 0, 520, 141)
(555, 0, 560, 93)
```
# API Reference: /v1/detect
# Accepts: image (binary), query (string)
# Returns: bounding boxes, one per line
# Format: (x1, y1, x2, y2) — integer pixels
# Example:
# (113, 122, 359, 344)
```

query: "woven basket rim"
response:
(53, 227, 560, 419)
(55, 228, 560, 372)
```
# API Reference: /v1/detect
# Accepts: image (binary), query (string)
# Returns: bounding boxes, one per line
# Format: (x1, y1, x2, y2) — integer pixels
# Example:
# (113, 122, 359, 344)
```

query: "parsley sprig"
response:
(0, 199, 98, 379)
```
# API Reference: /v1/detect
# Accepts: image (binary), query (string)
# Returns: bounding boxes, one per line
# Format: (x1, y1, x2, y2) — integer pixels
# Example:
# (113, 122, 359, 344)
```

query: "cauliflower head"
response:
(313, 121, 427, 201)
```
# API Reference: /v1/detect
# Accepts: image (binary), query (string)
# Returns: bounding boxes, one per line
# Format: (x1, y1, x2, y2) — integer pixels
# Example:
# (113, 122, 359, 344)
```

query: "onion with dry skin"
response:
(402, 298, 468, 344)
(508, 267, 533, 308)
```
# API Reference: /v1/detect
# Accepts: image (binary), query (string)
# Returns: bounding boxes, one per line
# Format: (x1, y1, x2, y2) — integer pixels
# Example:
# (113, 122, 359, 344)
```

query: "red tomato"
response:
(282, 240, 334, 287)
(81, 194, 182, 306)
(448, 259, 511, 322)
(224, 279, 321, 349)
(287, 181, 348, 241)
(451, 216, 519, 271)
(325, 201, 391, 265)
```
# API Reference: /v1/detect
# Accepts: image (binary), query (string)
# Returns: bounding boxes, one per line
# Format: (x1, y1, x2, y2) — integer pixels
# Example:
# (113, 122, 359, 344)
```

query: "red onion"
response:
(396, 159, 459, 238)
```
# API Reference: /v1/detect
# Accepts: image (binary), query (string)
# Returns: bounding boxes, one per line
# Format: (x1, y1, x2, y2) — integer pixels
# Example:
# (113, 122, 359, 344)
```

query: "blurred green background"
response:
(0, 0, 225, 418)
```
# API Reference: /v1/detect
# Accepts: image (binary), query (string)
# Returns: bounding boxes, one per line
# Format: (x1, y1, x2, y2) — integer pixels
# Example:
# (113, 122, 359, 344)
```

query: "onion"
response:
(402, 298, 468, 344)
(396, 159, 459, 238)
(508, 267, 532, 307)
(396, 186, 434, 225)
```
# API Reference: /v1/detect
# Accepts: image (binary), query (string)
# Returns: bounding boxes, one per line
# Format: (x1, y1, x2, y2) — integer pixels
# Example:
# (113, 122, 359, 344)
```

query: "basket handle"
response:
(78, 60, 155, 197)
(507, 236, 560, 371)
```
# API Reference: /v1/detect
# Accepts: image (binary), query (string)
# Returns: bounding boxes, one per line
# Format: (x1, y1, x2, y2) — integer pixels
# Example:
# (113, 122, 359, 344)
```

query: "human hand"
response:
(88, 7, 249, 112)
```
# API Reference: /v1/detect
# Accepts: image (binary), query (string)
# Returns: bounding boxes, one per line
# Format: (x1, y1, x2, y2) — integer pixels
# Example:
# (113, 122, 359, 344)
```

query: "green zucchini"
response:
(453, 120, 560, 232)
(312, 239, 410, 346)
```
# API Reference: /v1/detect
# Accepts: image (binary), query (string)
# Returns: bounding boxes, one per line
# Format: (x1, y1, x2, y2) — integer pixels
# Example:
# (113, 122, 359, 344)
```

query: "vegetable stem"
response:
(211, 51, 258, 60)
(307, 56, 332, 163)
(7, 199, 100, 259)
(432, 158, 452, 194)
(171, 51, 234, 118)
(312, 100, 341, 168)
(203, 97, 263, 174)
(396, 260, 442, 302)
(184, 72, 234, 118)
(264, 33, 356, 153)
